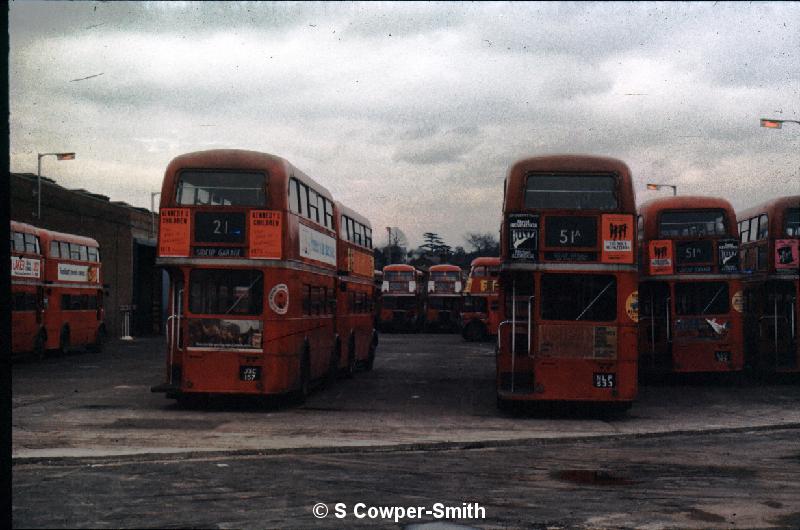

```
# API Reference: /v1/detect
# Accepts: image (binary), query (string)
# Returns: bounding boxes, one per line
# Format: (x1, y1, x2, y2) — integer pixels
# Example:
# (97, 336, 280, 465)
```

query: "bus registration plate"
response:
(593, 373, 616, 388)
(239, 366, 262, 382)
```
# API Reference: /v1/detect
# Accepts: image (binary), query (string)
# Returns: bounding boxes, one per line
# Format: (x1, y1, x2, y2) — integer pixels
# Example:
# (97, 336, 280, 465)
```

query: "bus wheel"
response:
(345, 335, 356, 379)
(295, 348, 311, 404)
(463, 321, 486, 342)
(365, 331, 378, 371)
(59, 326, 71, 355)
(326, 339, 341, 387)
(88, 325, 107, 353)
(33, 330, 47, 360)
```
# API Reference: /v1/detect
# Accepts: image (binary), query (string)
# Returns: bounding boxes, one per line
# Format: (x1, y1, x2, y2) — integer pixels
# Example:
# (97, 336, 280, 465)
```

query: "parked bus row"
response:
(376, 263, 466, 333)
(10, 221, 106, 358)
(150, 150, 378, 404)
(494, 154, 798, 411)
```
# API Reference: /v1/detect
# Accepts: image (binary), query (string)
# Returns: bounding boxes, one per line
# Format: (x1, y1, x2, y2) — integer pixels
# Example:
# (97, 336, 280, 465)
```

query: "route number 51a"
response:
(560, 229, 582, 244)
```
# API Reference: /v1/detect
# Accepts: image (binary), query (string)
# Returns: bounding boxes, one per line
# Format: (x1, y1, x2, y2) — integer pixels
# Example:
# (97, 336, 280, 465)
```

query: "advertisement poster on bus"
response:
(158, 208, 191, 257)
(299, 223, 336, 266)
(509, 214, 538, 261)
(187, 319, 263, 350)
(600, 214, 634, 263)
(57, 263, 97, 283)
(348, 247, 374, 277)
(717, 239, 739, 273)
(11, 256, 41, 279)
(249, 210, 282, 259)
(775, 239, 799, 271)
(648, 240, 673, 275)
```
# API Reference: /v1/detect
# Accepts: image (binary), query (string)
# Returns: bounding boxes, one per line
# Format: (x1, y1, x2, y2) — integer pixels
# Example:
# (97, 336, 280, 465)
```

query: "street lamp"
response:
(36, 152, 76, 219)
(760, 118, 800, 129)
(150, 191, 161, 239)
(647, 183, 677, 196)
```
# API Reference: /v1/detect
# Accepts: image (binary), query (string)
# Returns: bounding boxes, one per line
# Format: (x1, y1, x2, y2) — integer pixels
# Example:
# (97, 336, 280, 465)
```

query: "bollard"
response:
(119, 305, 136, 341)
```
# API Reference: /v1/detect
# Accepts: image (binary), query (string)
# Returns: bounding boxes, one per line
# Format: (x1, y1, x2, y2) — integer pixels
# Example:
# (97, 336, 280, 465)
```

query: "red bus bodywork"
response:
(379, 264, 423, 332)
(39, 228, 105, 353)
(335, 201, 378, 375)
(154, 149, 368, 401)
(737, 196, 799, 373)
(425, 263, 463, 332)
(461, 257, 501, 341)
(10, 221, 46, 356)
(638, 196, 744, 374)
(497, 155, 639, 408)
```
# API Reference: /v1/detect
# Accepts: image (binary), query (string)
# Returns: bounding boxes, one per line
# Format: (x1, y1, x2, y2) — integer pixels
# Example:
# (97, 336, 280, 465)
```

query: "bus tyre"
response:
(364, 331, 378, 371)
(296, 349, 311, 404)
(463, 321, 486, 342)
(88, 325, 106, 353)
(326, 340, 341, 387)
(345, 335, 356, 379)
(33, 330, 46, 360)
(59, 326, 71, 355)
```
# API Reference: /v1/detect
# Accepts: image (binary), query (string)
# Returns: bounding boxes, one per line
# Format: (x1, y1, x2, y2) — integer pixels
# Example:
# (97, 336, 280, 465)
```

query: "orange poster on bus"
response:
(648, 240, 674, 275)
(249, 210, 282, 259)
(158, 208, 191, 257)
(600, 214, 634, 263)
(353, 249, 374, 277)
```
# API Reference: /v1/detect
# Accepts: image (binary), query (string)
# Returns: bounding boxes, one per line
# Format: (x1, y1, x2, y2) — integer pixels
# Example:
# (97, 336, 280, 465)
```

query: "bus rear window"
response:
(540, 274, 617, 321)
(382, 296, 416, 310)
(659, 210, 726, 237)
(177, 171, 266, 206)
(674, 282, 729, 315)
(385, 271, 414, 282)
(524, 174, 618, 210)
(786, 208, 800, 237)
(189, 269, 263, 315)
(430, 271, 460, 281)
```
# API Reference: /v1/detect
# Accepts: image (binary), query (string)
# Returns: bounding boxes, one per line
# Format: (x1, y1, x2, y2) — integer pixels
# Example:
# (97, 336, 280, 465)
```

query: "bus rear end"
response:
(497, 155, 638, 409)
(379, 265, 421, 332)
(154, 149, 339, 401)
(425, 264, 462, 332)
(461, 257, 500, 341)
(10, 221, 45, 357)
(638, 197, 744, 374)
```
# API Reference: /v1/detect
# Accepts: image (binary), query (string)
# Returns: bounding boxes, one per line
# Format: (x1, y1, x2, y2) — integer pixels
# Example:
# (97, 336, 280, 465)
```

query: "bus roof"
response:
(10, 220, 38, 234)
(470, 256, 501, 267)
(37, 228, 99, 248)
(162, 149, 334, 203)
(638, 195, 737, 239)
(737, 195, 800, 236)
(504, 154, 635, 213)
(383, 264, 416, 272)
(429, 264, 461, 272)
(335, 201, 372, 230)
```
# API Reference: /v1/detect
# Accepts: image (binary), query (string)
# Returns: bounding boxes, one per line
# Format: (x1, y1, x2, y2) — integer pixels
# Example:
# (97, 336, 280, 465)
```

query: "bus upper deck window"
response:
(177, 171, 266, 207)
(524, 174, 618, 210)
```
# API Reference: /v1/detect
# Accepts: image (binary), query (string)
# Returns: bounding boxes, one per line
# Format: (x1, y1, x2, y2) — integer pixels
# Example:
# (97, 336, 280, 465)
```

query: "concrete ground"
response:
(11, 333, 800, 528)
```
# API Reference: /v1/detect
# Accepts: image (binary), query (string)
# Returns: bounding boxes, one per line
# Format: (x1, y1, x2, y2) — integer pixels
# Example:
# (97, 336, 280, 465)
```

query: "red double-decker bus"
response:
(424, 263, 463, 332)
(10, 221, 46, 357)
(737, 196, 799, 373)
(497, 155, 639, 409)
(335, 201, 378, 374)
(638, 196, 744, 374)
(461, 257, 501, 342)
(379, 264, 423, 332)
(153, 149, 352, 403)
(39, 229, 105, 353)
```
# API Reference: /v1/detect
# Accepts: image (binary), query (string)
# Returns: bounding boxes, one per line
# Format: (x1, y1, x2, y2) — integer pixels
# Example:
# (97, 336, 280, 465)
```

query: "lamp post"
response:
(760, 118, 800, 129)
(36, 152, 76, 219)
(647, 183, 677, 196)
(150, 191, 161, 239)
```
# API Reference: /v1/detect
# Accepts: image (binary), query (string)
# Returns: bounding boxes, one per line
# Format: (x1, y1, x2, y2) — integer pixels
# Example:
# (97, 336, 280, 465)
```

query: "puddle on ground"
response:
(103, 418, 224, 430)
(552, 469, 637, 486)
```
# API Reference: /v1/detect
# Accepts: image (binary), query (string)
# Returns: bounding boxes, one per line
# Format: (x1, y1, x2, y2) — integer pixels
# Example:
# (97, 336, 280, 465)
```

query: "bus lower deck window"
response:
(189, 269, 263, 315)
(540, 274, 617, 322)
(674, 282, 729, 315)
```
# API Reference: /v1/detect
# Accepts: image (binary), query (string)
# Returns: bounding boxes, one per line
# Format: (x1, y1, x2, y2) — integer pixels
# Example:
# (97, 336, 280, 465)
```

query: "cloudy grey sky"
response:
(9, 1, 800, 248)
